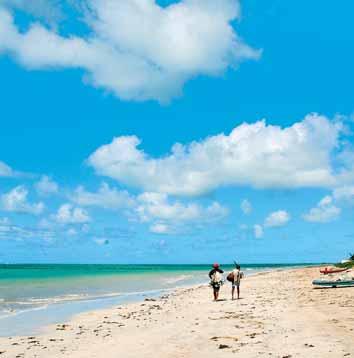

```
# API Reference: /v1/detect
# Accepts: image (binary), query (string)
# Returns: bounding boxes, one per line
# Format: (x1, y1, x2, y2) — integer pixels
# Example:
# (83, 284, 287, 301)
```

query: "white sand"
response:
(1, 267, 353, 357)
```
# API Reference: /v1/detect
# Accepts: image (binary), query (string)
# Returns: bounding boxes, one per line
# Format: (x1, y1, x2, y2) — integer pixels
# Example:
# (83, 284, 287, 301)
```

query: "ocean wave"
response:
(160, 275, 193, 285)
(0, 282, 191, 326)
(2, 292, 123, 307)
(0, 304, 49, 320)
(0, 287, 170, 318)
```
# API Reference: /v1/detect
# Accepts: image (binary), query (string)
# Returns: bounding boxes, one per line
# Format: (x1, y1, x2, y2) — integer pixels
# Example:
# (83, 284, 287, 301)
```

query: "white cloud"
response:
(264, 210, 290, 228)
(303, 184, 354, 224)
(0, 161, 16, 177)
(53, 203, 91, 224)
(0, 223, 55, 241)
(136, 192, 228, 223)
(0, 0, 259, 102)
(72, 184, 226, 234)
(303, 195, 341, 223)
(66, 228, 78, 236)
(251, 210, 289, 239)
(149, 223, 171, 235)
(35, 175, 59, 196)
(332, 186, 354, 202)
(1, 186, 44, 215)
(240, 199, 252, 214)
(318, 195, 332, 207)
(135, 192, 228, 234)
(88, 114, 348, 196)
(71, 183, 135, 210)
(253, 224, 263, 238)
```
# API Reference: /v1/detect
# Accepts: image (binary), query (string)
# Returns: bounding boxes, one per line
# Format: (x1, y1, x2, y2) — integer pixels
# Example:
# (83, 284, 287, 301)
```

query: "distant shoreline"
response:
(0, 262, 326, 266)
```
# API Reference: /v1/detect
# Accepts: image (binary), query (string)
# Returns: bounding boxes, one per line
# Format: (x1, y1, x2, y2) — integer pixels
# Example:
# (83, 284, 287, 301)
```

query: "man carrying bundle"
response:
(227, 263, 244, 300)
(209, 263, 224, 301)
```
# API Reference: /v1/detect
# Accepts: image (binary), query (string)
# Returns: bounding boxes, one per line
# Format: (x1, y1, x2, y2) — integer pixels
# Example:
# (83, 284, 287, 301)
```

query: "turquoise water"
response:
(0, 264, 312, 336)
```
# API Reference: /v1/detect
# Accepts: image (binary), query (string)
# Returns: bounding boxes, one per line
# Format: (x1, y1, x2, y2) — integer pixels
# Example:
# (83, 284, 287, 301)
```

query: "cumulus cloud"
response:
(303, 195, 341, 223)
(135, 192, 228, 234)
(303, 183, 354, 223)
(88, 114, 348, 196)
(332, 186, 354, 202)
(136, 192, 227, 222)
(149, 223, 171, 235)
(35, 175, 59, 196)
(251, 210, 290, 239)
(240, 199, 252, 214)
(71, 182, 135, 209)
(264, 210, 290, 228)
(0, 0, 260, 102)
(70, 183, 225, 234)
(1, 186, 44, 215)
(253, 224, 263, 238)
(53, 203, 91, 224)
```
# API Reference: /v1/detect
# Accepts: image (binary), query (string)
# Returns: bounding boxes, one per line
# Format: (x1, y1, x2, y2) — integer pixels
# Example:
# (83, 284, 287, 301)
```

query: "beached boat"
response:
(312, 278, 354, 287)
(319, 267, 349, 274)
(313, 271, 354, 287)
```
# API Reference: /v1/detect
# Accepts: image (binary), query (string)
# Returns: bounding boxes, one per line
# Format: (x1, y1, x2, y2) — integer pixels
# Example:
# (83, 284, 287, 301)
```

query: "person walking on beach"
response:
(209, 263, 224, 301)
(230, 264, 243, 300)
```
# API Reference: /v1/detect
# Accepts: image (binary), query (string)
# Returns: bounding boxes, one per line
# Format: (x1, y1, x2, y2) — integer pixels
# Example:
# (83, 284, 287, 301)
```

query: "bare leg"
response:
(213, 287, 221, 301)
(237, 286, 240, 299)
(232, 286, 235, 300)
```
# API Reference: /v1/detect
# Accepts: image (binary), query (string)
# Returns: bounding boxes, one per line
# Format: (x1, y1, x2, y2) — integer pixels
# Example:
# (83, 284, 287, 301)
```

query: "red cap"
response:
(213, 263, 219, 268)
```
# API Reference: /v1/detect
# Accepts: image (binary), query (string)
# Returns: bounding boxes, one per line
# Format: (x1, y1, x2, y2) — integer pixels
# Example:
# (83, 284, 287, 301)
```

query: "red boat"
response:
(320, 267, 349, 275)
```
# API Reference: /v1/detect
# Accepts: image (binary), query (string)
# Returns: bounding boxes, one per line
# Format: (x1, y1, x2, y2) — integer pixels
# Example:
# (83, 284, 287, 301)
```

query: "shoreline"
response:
(0, 265, 301, 337)
(1, 266, 353, 357)
(45, 265, 311, 324)
(0, 265, 305, 337)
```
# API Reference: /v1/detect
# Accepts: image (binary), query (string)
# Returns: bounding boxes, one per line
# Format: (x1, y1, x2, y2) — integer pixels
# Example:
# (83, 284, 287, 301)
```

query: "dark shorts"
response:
(211, 282, 221, 291)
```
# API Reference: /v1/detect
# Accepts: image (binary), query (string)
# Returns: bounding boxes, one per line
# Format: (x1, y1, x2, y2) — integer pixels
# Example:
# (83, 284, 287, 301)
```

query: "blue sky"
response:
(1, 0, 354, 263)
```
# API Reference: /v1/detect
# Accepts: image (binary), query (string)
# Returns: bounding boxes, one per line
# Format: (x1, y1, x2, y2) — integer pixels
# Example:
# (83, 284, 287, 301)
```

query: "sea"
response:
(0, 263, 311, 336)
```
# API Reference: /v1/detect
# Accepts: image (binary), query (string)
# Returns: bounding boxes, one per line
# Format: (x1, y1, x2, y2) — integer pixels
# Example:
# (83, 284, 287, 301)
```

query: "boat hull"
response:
(319, 268, 348, 274)
(312, 280, 354, 287)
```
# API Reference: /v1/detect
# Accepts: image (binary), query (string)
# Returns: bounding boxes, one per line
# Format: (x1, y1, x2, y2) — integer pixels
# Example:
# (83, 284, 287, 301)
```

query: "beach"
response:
(0, 266, 353, 357)
(0, 263, 287, 336)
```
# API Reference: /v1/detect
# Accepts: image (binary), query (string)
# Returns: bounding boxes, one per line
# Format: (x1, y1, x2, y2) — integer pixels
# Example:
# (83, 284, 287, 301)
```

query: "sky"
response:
(0, 0, 354, 264)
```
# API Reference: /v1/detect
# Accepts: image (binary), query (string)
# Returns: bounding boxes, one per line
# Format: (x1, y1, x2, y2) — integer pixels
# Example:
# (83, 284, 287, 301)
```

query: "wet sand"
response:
(1, 267, 353, 357)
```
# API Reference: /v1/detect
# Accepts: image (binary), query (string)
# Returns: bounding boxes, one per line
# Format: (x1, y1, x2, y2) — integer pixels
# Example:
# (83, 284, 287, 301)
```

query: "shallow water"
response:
(0, 263, 312, 336)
